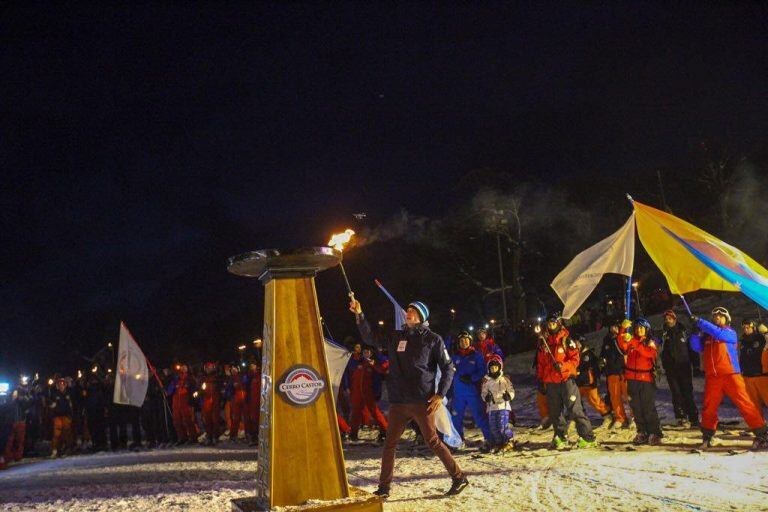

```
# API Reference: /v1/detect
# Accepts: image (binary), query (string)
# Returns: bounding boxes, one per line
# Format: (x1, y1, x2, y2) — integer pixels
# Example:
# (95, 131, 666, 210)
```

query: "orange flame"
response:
(328, 229, 355, 251)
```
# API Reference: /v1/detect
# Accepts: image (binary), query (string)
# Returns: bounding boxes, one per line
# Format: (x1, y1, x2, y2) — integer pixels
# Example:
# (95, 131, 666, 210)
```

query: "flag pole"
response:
(679, 294, 693, 316)
(624, 193, 635, 320)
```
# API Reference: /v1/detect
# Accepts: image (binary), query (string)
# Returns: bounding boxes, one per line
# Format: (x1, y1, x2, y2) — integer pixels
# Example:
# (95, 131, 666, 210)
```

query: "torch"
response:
(328, 229, 356, 299)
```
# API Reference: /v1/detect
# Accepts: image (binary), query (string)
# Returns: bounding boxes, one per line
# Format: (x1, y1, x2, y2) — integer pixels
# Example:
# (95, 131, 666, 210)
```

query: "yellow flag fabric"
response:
(633, 200, 768, 295)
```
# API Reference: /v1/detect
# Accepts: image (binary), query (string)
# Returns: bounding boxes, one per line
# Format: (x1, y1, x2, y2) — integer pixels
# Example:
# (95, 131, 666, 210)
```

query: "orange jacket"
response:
(617, 334, 658, 383)
(536, 328, 579, 383)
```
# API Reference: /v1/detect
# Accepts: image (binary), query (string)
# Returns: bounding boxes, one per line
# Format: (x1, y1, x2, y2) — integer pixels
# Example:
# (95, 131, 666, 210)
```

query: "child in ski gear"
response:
(481, 355, 515, 452)
(600, 319, 631, 428)
(617, 318, 663, 445)
(690, 307, 768, 450)
(49, 379, 74, 457)
(574, 336, 612, 426)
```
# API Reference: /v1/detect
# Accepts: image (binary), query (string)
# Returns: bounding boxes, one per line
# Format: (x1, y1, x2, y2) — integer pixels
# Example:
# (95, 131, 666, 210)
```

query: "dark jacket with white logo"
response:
(661, 323, 691, 367)
(357, 313, 455, 405)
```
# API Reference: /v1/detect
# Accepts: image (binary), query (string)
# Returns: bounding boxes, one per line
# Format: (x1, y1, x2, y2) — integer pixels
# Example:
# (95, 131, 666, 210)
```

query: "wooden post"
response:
(228, 248, 382, 512)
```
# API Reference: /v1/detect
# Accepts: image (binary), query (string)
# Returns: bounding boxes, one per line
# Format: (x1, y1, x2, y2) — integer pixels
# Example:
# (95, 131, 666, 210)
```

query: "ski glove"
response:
(484, 393, 493, 404)
(502, 392, 512, 402)
(553, 362, 562, 372)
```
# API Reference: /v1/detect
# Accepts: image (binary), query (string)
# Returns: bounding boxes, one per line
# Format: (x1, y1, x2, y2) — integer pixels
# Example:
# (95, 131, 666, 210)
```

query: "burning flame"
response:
(202, 382, 207, 390)
(328, 229, 355, 252)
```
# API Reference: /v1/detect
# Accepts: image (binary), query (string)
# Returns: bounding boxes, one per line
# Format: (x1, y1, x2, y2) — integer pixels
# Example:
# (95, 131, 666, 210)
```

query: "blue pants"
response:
(488, 410, 514, 445)
(451, 390, 492, 441)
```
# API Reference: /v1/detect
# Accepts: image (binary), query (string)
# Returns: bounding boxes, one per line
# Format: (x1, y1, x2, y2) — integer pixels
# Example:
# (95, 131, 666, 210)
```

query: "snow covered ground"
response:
(2, 339, 768, 511)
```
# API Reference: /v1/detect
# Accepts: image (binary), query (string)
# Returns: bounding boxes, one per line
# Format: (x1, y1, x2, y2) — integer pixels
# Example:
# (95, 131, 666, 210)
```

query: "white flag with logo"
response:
(551, 213, 635, 319)
(113, 321, 149, 407)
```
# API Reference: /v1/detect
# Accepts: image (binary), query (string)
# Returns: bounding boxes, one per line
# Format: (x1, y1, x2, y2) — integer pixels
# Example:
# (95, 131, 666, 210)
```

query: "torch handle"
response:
(338, 261, 354, 296)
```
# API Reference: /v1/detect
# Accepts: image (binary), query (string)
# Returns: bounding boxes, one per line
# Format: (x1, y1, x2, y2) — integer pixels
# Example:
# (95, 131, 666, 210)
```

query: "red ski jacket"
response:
(536, 328, 579, 383)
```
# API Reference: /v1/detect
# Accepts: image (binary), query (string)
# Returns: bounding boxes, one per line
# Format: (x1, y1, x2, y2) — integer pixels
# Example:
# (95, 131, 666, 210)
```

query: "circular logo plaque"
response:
(277, 365, 326, 407)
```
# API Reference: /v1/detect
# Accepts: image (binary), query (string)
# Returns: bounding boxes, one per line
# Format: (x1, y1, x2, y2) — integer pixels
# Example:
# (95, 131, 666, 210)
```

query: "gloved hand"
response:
(621, 319, 633, 330)
(553, 362, 562, 372)
(690, 315, 699, 325)
(484, 393, 493, 404)
(502, 392, 512, 402)
(459, 375, 473, 384)
(759, 324, 768, 335)
(621, 332, 632, 342)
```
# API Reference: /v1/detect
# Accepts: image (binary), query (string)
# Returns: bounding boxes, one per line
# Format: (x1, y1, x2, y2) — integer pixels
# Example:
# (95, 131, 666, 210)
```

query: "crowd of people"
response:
(532, 307, 768, 451)
(0, 359, 263, 470)
(3, 298, 768, 499)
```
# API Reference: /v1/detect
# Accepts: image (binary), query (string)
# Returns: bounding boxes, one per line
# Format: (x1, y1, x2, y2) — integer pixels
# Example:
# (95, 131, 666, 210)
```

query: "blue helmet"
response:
(634, 318, 651, 330)
(407, 301, 429, 323)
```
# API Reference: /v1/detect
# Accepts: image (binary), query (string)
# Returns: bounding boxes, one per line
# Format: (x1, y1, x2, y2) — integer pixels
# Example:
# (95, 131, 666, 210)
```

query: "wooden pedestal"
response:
(227, 248, 382, 512)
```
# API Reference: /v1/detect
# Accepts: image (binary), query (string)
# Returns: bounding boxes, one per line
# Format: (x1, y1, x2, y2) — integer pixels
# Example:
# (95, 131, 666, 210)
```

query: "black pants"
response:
(109, 405, 141, 448)
(627, 380, 661, 436)
(86, 408, 107, 450)
(664, 363, 698, 422)
(142, 400, 173, 444)
(546, 379, 594, 441)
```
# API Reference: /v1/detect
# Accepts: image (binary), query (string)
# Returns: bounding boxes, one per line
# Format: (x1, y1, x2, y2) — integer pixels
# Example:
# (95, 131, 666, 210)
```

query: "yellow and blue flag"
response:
(633, 200, 768, 308)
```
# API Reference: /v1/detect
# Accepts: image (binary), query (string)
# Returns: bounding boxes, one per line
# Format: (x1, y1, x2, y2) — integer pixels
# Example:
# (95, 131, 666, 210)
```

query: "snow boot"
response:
(549, 436, 567, 450)
(699, 429, 716, 450)
(648, 434, 663, 446)
(499, 440, 516, 453)
(446, 476, 469, 496)
(632, 433, 648, 445)
(373, 486, 390, 499)
(376, 430, 386, 443)
(575, 437, 597, 449)
(750, 429, 768, 451)
(478, 441, 493, 453)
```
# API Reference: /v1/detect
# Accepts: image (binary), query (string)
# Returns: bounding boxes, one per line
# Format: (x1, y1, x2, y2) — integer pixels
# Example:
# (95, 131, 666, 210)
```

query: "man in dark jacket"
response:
(739, 319, 768, 422)
(661, 310, 699, 427)
(351, 298, 467, 498)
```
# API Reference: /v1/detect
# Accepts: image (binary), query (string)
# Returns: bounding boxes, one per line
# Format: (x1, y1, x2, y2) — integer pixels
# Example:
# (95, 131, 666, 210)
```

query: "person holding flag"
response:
(535, 315, 596, 450)
(690, 307, 768, 450)
(350, 298, 468, 498)
(617, 318, 663, 445)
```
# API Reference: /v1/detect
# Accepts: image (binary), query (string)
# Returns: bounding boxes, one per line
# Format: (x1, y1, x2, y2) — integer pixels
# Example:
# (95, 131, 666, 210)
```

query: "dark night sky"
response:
(2, 3, 767, 374)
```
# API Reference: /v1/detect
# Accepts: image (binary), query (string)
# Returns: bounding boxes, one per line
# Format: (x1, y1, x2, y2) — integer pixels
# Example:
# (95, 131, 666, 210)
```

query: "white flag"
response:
(323, 338, 351, 398)
(113, 322, 149, 407)
(551, 213, 635, 319)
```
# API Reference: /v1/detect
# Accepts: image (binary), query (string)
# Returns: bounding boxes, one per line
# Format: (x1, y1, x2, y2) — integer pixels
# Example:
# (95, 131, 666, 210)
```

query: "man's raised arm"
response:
(349, 299, 380, 348)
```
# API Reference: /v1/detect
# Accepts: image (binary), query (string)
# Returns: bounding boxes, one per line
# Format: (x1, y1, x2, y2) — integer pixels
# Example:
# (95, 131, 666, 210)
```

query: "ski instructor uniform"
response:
(351, 298, 468, 498)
